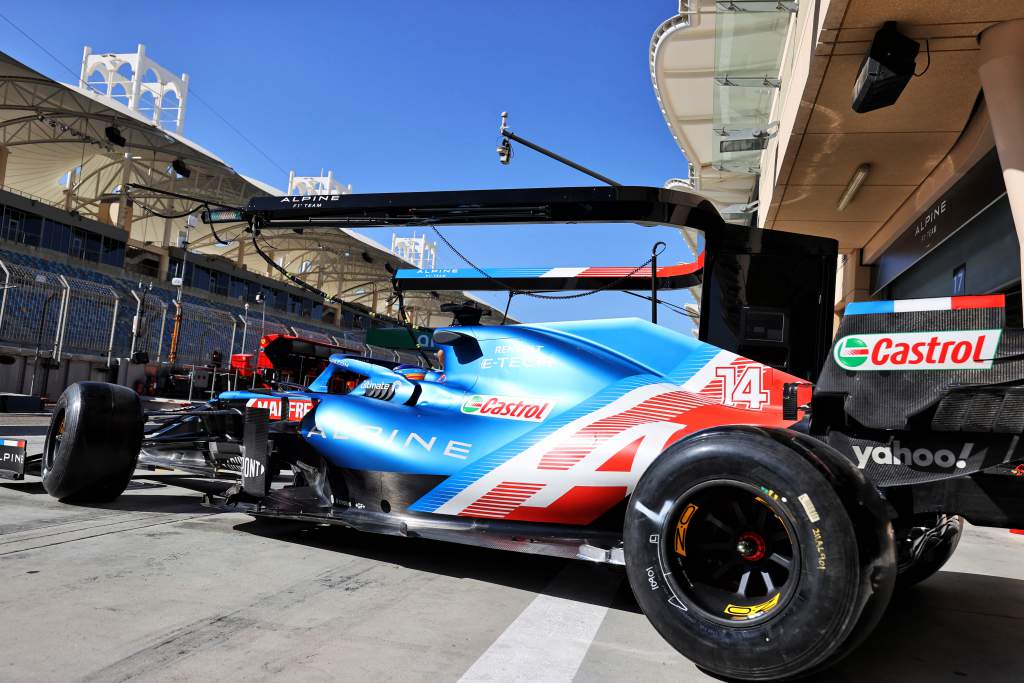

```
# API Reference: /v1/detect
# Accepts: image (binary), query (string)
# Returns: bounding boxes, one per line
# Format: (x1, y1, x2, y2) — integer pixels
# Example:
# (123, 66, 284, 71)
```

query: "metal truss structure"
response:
(0, 47, 506, 329)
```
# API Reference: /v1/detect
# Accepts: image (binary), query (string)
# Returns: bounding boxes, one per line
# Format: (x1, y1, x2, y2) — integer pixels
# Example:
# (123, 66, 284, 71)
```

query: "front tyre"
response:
(624, 428, 874, 681)
(42, 382, 144, 502)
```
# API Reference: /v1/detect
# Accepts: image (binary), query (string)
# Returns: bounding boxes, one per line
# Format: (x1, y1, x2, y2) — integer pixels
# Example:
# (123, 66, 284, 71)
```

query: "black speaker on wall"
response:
(851, 22, 920, 114)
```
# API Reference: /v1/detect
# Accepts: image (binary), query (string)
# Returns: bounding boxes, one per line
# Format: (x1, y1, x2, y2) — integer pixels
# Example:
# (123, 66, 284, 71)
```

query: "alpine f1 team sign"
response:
(834, 330, 1002, 371)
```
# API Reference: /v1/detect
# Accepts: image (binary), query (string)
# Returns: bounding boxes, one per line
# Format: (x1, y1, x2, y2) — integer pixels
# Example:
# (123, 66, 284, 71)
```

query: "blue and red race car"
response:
(22, 187, 1024, 681)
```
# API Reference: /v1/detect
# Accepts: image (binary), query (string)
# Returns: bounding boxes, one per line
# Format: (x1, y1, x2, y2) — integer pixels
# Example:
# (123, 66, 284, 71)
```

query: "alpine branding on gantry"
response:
(833, 330, 1001, 371)
(460, 394, 555, 422)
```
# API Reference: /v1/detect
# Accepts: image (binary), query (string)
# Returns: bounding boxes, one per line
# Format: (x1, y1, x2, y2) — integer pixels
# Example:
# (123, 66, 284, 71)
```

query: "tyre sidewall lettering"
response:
(623, 430, 863, 679)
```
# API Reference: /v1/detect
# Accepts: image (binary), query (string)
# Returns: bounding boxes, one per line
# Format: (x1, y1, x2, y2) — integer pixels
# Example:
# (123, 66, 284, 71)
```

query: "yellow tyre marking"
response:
(724, 593, 781, 619)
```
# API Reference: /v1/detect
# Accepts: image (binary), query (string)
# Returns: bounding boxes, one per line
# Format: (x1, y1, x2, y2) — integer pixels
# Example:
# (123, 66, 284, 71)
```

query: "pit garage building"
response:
(651, 1, 1024, 327)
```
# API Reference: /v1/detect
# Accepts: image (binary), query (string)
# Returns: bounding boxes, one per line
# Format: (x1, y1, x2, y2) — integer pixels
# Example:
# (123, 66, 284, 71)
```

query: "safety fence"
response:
(0, 261, 119, 363)
(128, 290, 168, 364)
(0, 257, 430, 374)
(169, 303, 238, 368)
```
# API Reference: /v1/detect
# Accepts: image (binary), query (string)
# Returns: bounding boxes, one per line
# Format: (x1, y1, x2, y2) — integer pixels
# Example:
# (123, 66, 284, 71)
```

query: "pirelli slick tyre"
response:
(42, 382, 144, 502)
(624, 427, 894, 681)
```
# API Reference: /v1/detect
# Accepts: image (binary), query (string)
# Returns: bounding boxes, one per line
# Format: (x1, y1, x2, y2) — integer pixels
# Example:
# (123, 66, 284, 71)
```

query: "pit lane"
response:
(1, 415, 1022, 682)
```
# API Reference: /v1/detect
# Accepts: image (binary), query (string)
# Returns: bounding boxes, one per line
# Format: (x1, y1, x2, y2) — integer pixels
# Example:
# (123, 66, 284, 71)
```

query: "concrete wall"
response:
(0, 348, 121, 401)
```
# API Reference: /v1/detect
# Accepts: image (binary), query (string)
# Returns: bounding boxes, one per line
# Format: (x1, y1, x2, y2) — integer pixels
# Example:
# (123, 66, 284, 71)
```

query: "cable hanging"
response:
(250, 229, 433, 365)
(118, 184, 426, 360)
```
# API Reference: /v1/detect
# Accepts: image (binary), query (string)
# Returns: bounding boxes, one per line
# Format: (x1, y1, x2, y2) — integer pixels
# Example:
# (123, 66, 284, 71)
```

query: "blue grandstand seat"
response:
(0, 246, 356, 361)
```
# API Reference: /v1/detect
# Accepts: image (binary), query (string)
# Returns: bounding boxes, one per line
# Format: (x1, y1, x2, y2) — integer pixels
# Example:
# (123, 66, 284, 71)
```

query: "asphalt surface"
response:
(1, 415, 1023, 682)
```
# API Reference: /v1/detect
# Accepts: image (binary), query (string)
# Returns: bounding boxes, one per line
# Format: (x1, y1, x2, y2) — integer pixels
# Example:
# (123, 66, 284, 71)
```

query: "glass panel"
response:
(229, 276, 246, 300)
(167, 257, 183, 282)
(83, 231, 102, 262)
(101, 237, 125, 267)
(191, 265, 209, 291)
(210, 270, 228, 296)
(712, 8, 792, 175)
(70, 226, 87, 259)
(21, 214, 42, 247)
(43, 220, 71, 254)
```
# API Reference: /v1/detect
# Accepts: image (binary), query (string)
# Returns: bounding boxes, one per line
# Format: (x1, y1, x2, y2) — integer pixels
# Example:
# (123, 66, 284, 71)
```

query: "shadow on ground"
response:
(233, 516, 630, 610)
(5, 470, 1020, 681)
(823, 570, 1024, 682)
(0, 473, 227, 511)
(234, 511, 1024, 681)
(0, 481, 47, 494)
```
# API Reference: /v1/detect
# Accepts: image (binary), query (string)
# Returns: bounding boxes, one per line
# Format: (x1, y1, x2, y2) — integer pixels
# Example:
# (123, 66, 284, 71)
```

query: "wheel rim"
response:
(44, 409, 64, 476)
(662, 479, 800, 625)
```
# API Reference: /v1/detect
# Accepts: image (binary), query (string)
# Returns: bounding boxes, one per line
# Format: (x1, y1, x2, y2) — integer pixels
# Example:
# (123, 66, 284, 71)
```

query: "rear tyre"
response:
(42, 382, 144, 502)
(895, 514, 963, 589)
(624, 427, 886, 681)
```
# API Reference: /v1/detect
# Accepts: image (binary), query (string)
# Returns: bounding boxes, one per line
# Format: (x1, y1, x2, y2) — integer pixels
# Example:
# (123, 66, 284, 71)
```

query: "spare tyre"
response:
(42, 382, 144, 502)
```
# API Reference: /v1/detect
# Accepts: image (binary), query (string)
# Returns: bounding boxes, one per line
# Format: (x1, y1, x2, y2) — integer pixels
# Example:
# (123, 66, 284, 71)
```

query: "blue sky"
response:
(1, 2, 698, 331)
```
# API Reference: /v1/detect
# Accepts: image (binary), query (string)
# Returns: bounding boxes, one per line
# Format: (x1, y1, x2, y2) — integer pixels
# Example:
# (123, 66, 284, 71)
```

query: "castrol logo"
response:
(834, 330, 1001, 371)
(461, 394, 554, 422)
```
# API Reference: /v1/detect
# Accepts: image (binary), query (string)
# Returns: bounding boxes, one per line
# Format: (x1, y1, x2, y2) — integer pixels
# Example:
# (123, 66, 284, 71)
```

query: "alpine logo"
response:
(240, 456, 265, 479)
(461, 394, 554, 422)
(853, 441, 974, 470)
(833, 330, 1001, 371)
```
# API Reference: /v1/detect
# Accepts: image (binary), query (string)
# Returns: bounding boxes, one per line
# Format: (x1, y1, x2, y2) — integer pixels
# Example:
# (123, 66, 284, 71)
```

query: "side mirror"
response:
(433, 330, 474, 345)
(432, 329, 482, 364)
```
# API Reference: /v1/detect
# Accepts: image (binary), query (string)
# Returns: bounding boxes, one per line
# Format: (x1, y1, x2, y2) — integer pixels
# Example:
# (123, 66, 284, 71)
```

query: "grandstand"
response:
(0, 46, 506, 399)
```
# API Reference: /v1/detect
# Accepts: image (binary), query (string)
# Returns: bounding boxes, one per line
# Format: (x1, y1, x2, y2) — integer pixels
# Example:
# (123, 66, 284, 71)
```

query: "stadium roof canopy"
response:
(650, 1, 791, 216)
(0, 50, 508, 327)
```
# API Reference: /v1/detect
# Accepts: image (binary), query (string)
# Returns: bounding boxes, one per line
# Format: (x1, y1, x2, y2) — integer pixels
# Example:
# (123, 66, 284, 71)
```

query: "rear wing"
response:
(212, 185, 838, 381)
(393, 254, 705, 292)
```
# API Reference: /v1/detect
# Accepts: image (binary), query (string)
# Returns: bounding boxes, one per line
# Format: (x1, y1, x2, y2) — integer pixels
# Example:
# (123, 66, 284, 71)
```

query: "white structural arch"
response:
(287, 170, 352, 197)
(80, 44, 188, 133)
(391, 233, 437, 270)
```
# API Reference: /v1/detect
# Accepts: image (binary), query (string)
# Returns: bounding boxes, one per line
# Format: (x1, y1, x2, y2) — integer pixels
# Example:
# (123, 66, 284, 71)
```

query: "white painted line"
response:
(459, 562, 622, 683)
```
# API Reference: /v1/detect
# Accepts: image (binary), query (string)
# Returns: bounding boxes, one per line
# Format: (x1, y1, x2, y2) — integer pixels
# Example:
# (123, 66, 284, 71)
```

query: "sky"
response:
(0, 1, 698, 332)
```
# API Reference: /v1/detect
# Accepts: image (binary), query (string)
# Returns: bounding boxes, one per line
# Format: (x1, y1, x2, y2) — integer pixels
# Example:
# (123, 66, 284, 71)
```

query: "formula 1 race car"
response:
(16, 187, 1024, 681)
